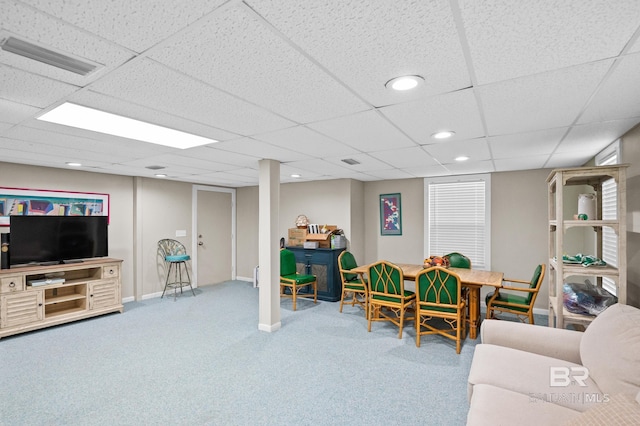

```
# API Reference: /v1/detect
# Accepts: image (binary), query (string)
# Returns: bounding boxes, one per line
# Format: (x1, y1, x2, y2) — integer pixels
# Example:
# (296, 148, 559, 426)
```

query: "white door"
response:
(194, 186, 235, 286)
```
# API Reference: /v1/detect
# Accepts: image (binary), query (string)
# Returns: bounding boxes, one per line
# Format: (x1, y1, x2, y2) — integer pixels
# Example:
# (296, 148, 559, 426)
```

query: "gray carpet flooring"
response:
(0, 281, 546, 425)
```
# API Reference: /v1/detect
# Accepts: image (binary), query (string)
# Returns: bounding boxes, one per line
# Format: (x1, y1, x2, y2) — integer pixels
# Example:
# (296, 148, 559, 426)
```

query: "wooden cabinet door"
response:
(1, 291, 44, 328)
(89, 281, 120, 310)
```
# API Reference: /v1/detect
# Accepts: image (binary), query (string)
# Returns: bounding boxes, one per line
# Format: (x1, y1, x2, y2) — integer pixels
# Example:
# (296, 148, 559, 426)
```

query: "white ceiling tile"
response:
(214, 137, 312, 163)
(20, 0, 228, 53)
(368, 147, 439, 169)
(283, 158, 354, 177)
(494, 156, 549, 172)
(402, 163, 451, 178)
(545, 152, 592, 169)
(363, 169, 417, 180)
(0, 98, 40, 124)
(579, 52, 640, 124)
(323, 153, 393, 172)
(247, 0, 470, 106)
(307, 110, 415, 152)
(148, 5, 368, 123)
(487, 128, 567, 160)
(557, 119, 640, 155)
(460, 0, 640, 84)
(118, 154, 238, 174)
(478, 60, 613, 135)
(179, 146, 262, 168)
(422, 138, 491, 164)
(88, 59, 294, 136)
(253, 126, 359, 158)
(0, 66, 78, 107)
(444, 160, 495, 175)
(381, 89, 484, 144)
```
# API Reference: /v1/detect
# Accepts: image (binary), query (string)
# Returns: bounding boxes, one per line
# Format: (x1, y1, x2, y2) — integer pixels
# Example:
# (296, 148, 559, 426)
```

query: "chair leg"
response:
(292, 285, 297, 311)
(415, 312, 421, 347)
(161, 262, 173, 299)
(339, 289, 345, 312)
(313, 280, 317, 304)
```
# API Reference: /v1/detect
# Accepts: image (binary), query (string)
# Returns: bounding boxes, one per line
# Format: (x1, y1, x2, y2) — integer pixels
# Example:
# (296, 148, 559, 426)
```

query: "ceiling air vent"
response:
(0, 36, 98, 76)
(341, 158, 360, 165)
(145, 165, 166, 170)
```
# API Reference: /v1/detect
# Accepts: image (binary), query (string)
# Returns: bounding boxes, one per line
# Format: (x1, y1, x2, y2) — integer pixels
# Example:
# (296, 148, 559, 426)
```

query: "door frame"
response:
(191, 185, 237, 288)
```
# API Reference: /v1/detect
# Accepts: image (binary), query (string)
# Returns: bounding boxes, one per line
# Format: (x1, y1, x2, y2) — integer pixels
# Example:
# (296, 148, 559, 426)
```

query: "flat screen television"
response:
(9, 215, 108, 266)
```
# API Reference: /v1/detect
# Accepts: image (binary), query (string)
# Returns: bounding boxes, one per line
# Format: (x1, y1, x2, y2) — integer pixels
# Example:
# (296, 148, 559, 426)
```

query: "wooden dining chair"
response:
(280, 249, 317, 311)
(367, 260, 415, 338)
(337, 251, 368, 316)
(415, 266, 467, 354)
(485, 264, 545, 324)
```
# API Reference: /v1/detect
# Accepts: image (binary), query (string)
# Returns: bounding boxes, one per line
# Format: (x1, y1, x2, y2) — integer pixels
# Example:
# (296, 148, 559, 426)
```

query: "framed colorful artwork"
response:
(0, 187, 109, 226)
(379, 193, 402, 235)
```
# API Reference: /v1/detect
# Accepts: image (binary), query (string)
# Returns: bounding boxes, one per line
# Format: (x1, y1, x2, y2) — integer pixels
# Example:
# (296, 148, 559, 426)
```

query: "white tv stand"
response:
(0, 258, 123, 339)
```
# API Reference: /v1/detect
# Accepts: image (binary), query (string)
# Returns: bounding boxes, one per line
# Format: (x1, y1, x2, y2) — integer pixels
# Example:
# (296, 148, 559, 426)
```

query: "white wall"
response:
(0, 162, 135, 298)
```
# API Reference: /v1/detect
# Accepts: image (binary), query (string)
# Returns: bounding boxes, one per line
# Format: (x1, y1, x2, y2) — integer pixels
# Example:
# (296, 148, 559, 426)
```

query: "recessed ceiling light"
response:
(431, 130, 456, 140)
(154, 174, 167, 178)
(385, 75, 424, 91)
(38, 103, 218, 149)
(291, 174, 301, 178)
(455, 155, 470, 162)
(65, 162, 82, 167)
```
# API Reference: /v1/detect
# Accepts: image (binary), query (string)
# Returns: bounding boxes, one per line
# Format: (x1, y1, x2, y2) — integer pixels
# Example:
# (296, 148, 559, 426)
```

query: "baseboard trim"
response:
(258, 321, 281, 332)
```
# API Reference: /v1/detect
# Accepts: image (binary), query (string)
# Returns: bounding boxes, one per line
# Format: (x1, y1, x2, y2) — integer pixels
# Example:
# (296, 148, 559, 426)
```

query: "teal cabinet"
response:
(286, 247, 345, 302)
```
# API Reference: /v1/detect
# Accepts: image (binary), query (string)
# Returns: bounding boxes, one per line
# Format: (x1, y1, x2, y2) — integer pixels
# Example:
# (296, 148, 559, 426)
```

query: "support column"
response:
(258, 159, 281, 332)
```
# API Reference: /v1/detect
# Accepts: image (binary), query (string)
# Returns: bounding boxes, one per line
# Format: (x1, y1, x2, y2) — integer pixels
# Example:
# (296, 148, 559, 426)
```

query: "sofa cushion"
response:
(468, 344, 603, 412)
(468, 384, 580, 426)
(580, 304, 640, 395)
(563, 392, 640, 426)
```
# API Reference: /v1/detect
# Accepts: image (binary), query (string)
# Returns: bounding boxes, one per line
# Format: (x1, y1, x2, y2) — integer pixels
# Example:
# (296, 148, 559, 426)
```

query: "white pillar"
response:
(258, 159, 281, 332)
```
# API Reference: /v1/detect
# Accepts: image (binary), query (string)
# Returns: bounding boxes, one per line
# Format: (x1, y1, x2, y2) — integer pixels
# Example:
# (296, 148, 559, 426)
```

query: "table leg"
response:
(468, 287, 481, 339)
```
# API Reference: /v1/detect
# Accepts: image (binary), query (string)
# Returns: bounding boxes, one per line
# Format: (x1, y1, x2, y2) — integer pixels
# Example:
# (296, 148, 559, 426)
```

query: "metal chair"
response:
(158, 239, 195, 301)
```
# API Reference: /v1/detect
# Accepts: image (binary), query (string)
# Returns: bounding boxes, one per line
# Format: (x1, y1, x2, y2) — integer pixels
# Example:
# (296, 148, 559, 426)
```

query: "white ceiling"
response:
(1, 0, 640, 187)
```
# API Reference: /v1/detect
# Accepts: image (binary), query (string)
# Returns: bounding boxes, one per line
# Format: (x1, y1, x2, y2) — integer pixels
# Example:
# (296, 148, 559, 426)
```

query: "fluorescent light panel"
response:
(38, 103, 218, 149)
(1, 36, 98, 75)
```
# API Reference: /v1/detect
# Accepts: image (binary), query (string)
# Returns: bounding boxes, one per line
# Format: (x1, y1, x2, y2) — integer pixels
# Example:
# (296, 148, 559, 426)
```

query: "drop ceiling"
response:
(1, 0, 640, 187)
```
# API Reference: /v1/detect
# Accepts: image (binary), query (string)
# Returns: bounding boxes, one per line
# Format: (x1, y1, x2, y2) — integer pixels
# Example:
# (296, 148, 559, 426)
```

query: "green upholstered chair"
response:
(415, 266, 466, 353)
(158, 239, 195, 301)
(485, 264, 545, 324)
(338, 251, 368, 316)
(367, 261, 416, 339)
(280, 249, 317, 311)
(445, 252, 472, 269)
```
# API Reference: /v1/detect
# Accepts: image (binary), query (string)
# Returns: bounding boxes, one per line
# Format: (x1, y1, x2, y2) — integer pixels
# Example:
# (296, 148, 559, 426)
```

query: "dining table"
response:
(348, 262, 504, 339)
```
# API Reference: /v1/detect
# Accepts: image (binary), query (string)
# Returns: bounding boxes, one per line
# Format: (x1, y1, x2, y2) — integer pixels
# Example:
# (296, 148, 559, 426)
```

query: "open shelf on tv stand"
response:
(0, 257, 123, 339)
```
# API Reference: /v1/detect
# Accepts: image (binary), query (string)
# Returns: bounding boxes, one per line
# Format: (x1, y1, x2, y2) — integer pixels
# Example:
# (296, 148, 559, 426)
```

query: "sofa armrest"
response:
(480, 319, 583, 364)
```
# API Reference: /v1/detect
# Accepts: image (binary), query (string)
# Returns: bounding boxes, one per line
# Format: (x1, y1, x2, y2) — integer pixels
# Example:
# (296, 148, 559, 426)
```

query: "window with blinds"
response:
(425, 175, 491, 270)
(596, 142, 619, 295)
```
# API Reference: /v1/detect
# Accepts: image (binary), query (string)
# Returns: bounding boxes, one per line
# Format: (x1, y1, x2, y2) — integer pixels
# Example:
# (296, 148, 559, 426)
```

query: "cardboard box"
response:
(288, 228, 308, 239)
(305, 226, 338, 249)
(287, 238, 305, 247)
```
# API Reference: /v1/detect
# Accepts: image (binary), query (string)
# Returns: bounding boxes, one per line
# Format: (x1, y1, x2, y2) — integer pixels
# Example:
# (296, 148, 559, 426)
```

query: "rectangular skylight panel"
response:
(38, 103, 217, 149)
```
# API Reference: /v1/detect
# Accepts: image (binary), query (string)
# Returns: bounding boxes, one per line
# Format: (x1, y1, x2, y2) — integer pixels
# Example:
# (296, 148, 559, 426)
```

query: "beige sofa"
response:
(466, 303, 640, 425)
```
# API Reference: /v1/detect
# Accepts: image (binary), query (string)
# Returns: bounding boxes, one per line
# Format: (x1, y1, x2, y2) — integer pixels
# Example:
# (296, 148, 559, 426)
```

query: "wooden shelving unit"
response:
(547, 165, 627, 329)
(0, 258, 123, 338)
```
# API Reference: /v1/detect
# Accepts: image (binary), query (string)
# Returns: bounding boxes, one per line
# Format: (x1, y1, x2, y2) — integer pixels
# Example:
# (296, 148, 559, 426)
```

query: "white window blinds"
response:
(598, 152, 618, 295)
(425, 176, 490, 270)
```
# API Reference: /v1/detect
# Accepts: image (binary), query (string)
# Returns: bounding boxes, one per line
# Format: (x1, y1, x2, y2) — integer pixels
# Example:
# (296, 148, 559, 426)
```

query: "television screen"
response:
(9, 215, 108, 266)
